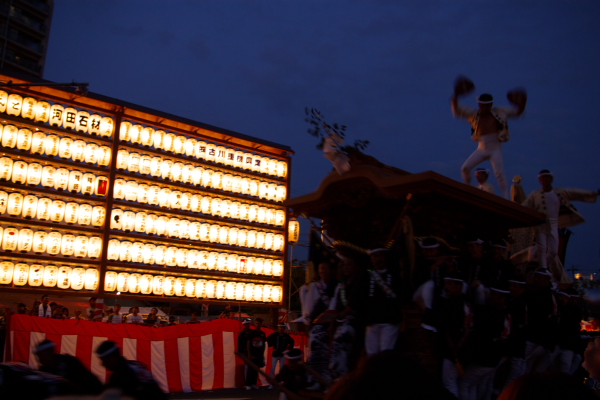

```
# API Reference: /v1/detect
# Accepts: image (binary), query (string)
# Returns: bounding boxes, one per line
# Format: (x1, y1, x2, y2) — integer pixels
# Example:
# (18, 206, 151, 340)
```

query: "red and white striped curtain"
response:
(4, 314, 308, 393)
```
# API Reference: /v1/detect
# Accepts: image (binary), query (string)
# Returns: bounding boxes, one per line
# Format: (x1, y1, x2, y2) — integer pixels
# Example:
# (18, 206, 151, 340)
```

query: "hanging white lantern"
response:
(28, 264, 44, 287)
(204, 280, 216, 298)
(35, 101, 50, 122)
(98, 146, 112, 167)
(268, 183, 278, 201)
(75, 110, 90, 132)
(277, 186, 287, 203)
(201, 168, 213, 188)
(261, 157, 271, 174)
(233, 150, 244, 169)
(272, 286, 283, 303)
(244, 283, 255, 301)
(136, 184, 149, 204)
(269, 159, 279, 176)
(145, 213, 158, 235)
(74, 235, 88, 258)
(0, 91, 8, 113)
(50, 199, 66, 222)
(165, 246, 177, 266)
(0, 156, 13, 180)
(116, 149, 129, 170)
(257, 206, 267, 224)
(57, 266, 72, 289)
(33, 230, 47, 253)
(195, 141, 207, 160)
(148, 185, 160, 206)
(13, 263, 29, 286)
(119, 121, 132, 142)
(88, 115, 102, 136)
(163, 133, 175, 152)
(265, 232, 275, 251)
(215, 281, 226, 299)
(62, 107, 77, 130)
(182, 164, 194, 184)
(210, 197, 221, 216)
(128, 273, 141, 293)
(53, 168, 69, 191)
(167, 217, 181, 238)
(140, 274, 153, 294)
(129, 124, 142, 145)
(164, 276, 176, 296)
(88, 236, 102, 258)
(200, 196, 211, 215)
(85, 268, 99, 290)
(194, 279, 206, 298)
(58, 137, 73, 159)
(71, 140, 86, 162)
(249, 180, 260, 197)
(223, 174, 233, 192)
(232, 176, 243, 194)
(254, 258, 265, 275)
(143, 243, 156, 264)
(275, 210, 286, 226)
(238, 255, 248, 274)
(179, 219, 190, 239)
(205, 142, 216, 162)
(288, 217, 300, 244)
(277, 160, 287, 178)
(229, 202, 241, 220)
(134, 211, 147, 233)
(92, 206, 105, 227)
(127, 152, 141, 173)
(107, 239, 120, 260)
(245, 257, 256, 274)
(185, 138, 197, 157)
(141, 127, 154, 146)
(66, 170, 82, 193)
(274, 235, 284, 252)
(153, 245, 167, 265)
(156, 216, 169, 236)
(173, 135, 186, 155)
(62, 202, 78, 224)
(248, 230, 258, 248)
(158, 187, 171, 208)
(176, 248, 189, 267)
(22, 195, 38, 219)
(243, 153, 253, 170)
(250, 156, 261, 173)
(185, 279, 196, 297)
(121, 210, 135, 232)
(17, 128, 32, 151)
(44, 134, 60, 156)
(152, 275, 164, 295)
(228, 227, 239, 246)
(81, 173, 96, 195)
(199, 223, 210, 242)
(117, 272, 129, 292)
(171, 162, 184, 182)
(70, 268, 86, 290)
(218, 225, 229, 245)
(119, 240, 132, 262)
(236, 282, 246, 301)
(262, 285, 273, 302)
(0, 190, 6, 214)
(161, 158, 173, 180)
(130, 242, 144, 263)
(124, 180, 138, 201)
(264, 258, 274, 276)
(1, 124, 17, 148)
(209, 224, 219, 243)
(237, 229, 248, 247)
(216, 252, 227, 271)
(273, 260, 284, 277)
(49, 103, 64, 126)
(60, 234, 75, 256)
(113, 179, 126, 199)
(173, 277, 186, 296)
(211, 171, 223, 190)
(253, 284, 264, 302)
(191, 167, 204, 186)
(31, 131, 46, 155)
(36, 197, 51, 221)
(224, 148, 235, 167)
(139, 155, 152, 175)
(207, 251, 218, 270)
(190, 194, 202, 213)
(100, 117, 114, 138)
(42, 265, 58, 287)
(258, 182, 269, 200)
(105, 271, 118, 291)
(188, 249, 200, 268)
(21, 97, 36, 119)
(153, 130, 165, 149)
(11, 160, 28, 185)
(78, 203, 93, 225)
(237, 203, 248, 221)
(6, 94, 23, 116)
(195, 251, 208, 269)
(226, 253, 238, 273)
(25, 162, 42, 186)
(18, 228, 33, 252)
(7, 192, 24, 216)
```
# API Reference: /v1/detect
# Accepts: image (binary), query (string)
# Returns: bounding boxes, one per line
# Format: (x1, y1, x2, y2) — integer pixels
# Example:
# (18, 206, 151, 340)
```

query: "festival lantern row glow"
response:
(0, 191, 105, 226)
(0, 226, 102, 258)
(113, 166, 286, 202)
(119, 122, 287, 178)
(0, 261, 99, 290)
(0, 157, 109, 195)
(0, 91, 114, 137)
(0, 124, 112, 166)
(104, 270, 283, 302)
(106, 238, 284, 277)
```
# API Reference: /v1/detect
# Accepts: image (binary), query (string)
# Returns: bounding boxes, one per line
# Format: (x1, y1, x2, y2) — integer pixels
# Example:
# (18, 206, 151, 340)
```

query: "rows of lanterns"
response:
(0, 261, 282, 302)
(0, 226, 102, 258)
(114, 150, 286, 202)
(107, 238, 283, 276)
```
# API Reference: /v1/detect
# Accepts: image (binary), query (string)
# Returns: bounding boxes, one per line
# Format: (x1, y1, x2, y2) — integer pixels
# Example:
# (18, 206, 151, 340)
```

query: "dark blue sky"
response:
(44, 1, 600, 274)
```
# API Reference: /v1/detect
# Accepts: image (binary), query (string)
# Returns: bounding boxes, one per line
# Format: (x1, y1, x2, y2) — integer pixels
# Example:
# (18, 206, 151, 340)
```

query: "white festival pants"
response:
(461, 134, 508, 198)
(536, 222, 559, 270)
(365, 323, 400, 356)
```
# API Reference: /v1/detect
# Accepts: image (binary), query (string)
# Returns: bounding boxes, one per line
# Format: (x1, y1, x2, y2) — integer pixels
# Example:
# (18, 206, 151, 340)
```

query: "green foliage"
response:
(304, 107, 369, 154)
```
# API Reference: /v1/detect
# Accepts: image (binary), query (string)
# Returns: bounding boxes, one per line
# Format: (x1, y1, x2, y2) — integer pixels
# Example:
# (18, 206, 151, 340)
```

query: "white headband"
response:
(285, 352, 303, 360)
(538, 172, 554, 178)
(97, 343, 119, 358)
(419, 241, 440, 249)
(35, 342, 56, 353)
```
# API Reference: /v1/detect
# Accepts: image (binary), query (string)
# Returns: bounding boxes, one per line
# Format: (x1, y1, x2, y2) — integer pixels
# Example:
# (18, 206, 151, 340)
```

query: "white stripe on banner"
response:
(123, 338, 137, 360)
(29, 331, 46, 369)
(222, 332, 236, 388)
(91, 337, 108, 384)
(201, 335, 214, 390)
(177, 337, 191, 392)
(151, 341, 168, 393)
(61, 335, 77, 356)
(258, 341, 269, 386)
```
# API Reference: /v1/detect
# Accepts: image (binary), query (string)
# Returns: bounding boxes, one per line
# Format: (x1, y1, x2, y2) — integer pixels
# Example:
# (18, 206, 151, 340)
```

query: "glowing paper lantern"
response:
(105, 271, 117, 291)
(268, 183, 278, 201)
(130, 242, 144, 263)
(31, 131, 45, 155)
(18, 228, 33, 252)
(35, 101, 50, 122)
(122, 211, 135, 232)
(25, 162, 41, 186)
(0, 156, 13, 180)
(137, 184, 149, 204)
(21, 97, 36, 119)
(163, 133, 175, 152)
(11, 160, 28, 184)
(128, 273, 141, 293)
(254, 258, 265, 275)
(140, 274, 153, 294)
(89, 115, 102, 135)
(43, 265, 58, 287)
(134, 212, 147, 233)
(141, 127, 154, 146)
(44, 134, 60, 156)
(201, 169, 213, 187)
(22, 195, 38, 219)
(253, 284, 264, 302)
(71, 140, 86, 162)
(262, 285, 273, 302)
(127, 152, 141, 173)
(237, 229, 248, 247)
(33, 230, 47, 253)
(75, 110, 90, 132)
(161, 159, 173, 180)
(17, 128, 32, 151)
(85, 268, 99, 290)
(272, 286, 283, 303)
(223, 174, 233, 192)
(0, 190, 6, 214)
(153, 276, 164, 295)
(154, 245, 167, 265)
(179, 219, 190, 238)
(148, 186, 160, 206)
(188, 249, 200, 268)
(274, 235, 284, 252)
(207, 251, 218, 270)
(100, 117, 114, 138)
(98, 146, 112, 167)
(228, 227, 239, 246)
(153, 130, 165, 149)
(156, 216, 169, 236)
(273, 260, 284, 277)
(28, 264, 44, 287)
(88, 236, 102, 258)
(145, 214, 158, 235)
(7, 192, 24, 216)
(54, 168, 70, 191)
(175, 277, 186, 296)
(185, 138, 197, 157)
(215, 281, 226, 299)
(129, 124, 142, 144)
(60, 234, 75, 256)
(124, 180, 138, 201)
(176, 248, 188, 267)
(164, 276, 175, 296)
(116, 149, 129, 170)
(7, 94, 23, 116)
(288, 218, 300, 244)
(70, 268, 86, 290)
(165, 246, 177, 266)
(182, 164, 193, 184)
(143, 243, 156, 264)
(140, 155, 152, 175)
(150, 156, 162, 176)
(58, 137, 73, 159)
(119, 240, 133, 262)
(49, 104, 64, 127)
(2, 124, 17, 148)
(113, 179, 126, 199)
(218, 226, 229, 245)
(74, 235, 88, 258)
(36, 197, 51, 221)
(92, 206, 106, 227)
(117, 272, 129, 292)
(244, 283, 255, 301)
(81, 173, 96, 196)
(78, 204, 92, 225)
(158, 188, 171, 208)
(62, 107, 77, 130)
(57, 266, 72, 289)
(171, 162, 183, 182)
(264, 258, 274, 276)
(13, 263, 29, 286)
(247, 230, 257, 248)
(171, 135, 184, 155)
(265, 232, 275, 251)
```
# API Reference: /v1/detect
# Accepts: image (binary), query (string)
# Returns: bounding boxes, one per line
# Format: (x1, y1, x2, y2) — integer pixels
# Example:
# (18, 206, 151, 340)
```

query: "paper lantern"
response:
(243, 256, 255, 274)
(171, 162, 183, 182)
(212, 171, 224, 190)
(174, 277, 186, 296)
(179, 219, 190, 239)
(191, 167, 204, 186)
(249, 180, 259, 197)
(216, 252, 227, 271)
(275, 210, 286, 227)
(119, 241, 132, 262)
(215, 281, 226, 299)
(163, 133, 175, 152)
(57, 266, 72, 289)
(66, 170, 81, 193)
(225, 253, 237, 273)
(165, 246, 177, 266)
(277, 186, 287, 203)
(105, 271, 117, 291)
(253, 284, 265, 302)
(272, 286, 283, 302)
(230, 202, 241, 219)
(48, 103, 64, 126)
(237, 229, 247, 247)
(1, 124, 17, 148)
(88, 236, 102, 258)
(140, 155, 152, 175)
(274, 235, 284, 252)
(218, 226, 229, 245)
(116, 149, 129, 170)
(265, 232, 275, 251)
(28, 264, 44, 286)
(167, 217, 181, 238)
(74, 235, 88, 258)
(153, 130, 165, 149)
(113, 179, 126, 199)
(11, 160, 28, 184)
(21, 97, 36, 119)
(209, 197, 221, 217)
(75, 110, 90, 132)
(241, 153, 252, 171)
(228, 227, 239, 246)
(60, 234, 75, 256)
(264, 258, 274, 276)
(232, 150, 243, 169)
(17, 128, 32, 151)
(200, 169, 212, 188)
(153, 275, 164, 295)
(22, 195, 38, 219)
(188, 249, 200, 268)
(204, 142, 215, 162)
(31, 131, 45, 155)
(238, 203, 249, 221)
(202, 280, 215, 298)
(33, 230, 47, 253)
(288, 217, 300, 244)
(158, 188, 171, 208)
(172, 135, 185, 155)
(176, 248, 189, 267)
(148, 185, 160, 206)
(267, 183, 277, 201)
(127, 152, 141, 173)
(44, 134, 60, 156)
(0, 156, 13, 180)
(92, 206, 105, 227)
(70, 140, 86, 162)
(119, 121, 132, 141)
(232, 176, 243, 194)
(223, 148, 234, 167)
(254, 258, 264, 275)
(141, 127, 154, 146)
(151, 156, 162, 176)
(42, 265, 58, 287)
(121, 210, 135, 232)
(225, 282, 236, 300)
(185, 138, 197, 157)
(273, 260, 284, 277)
(130, 242, 144, 263)
(182, 164, 194, 184)
(124, 180, 138, 201)
(58, 137, 73, 159)
(0, 91, 8, 113)
(89, 115, 102, 135)
(129, 124, 142, 144)
(154, 245, 167, 265)
(236, 282, 246, 301)
(197, 250, 209, 269)
(238, 256, 248, 274)
(0, 190, 6, 214)
(156, 216, 169, 236)
(247, 230, 257, 248)
(7, 192, 23, 216)
(164, 276, 175, 296)
(142, 243, 156, 264)
(85, 268, 99, 290)
(7, 94, 23, 116)
(98, 146, 112, 167)
(48, 199, 64, 222)
(246, 205, 257, 223)
(100, 117, 114, 138)
(128, 273, 141, 293)
(161, 159, 173, 180)
(209, 224, 219, 243)
(258, 182, 269, 200)
(244, 283, 255, 301)
(70, 268, 85, 290)
(140, 274, 153, 294)
(81, 173, 96, 195)
(62, 107, 77, 130)
(276, 160, 287, 178)
(220, 199, 231, 218)
(169, 189, 182, 209)
(190, 195, 201, 213)
(262, 285, 273, 302)
(257, 207, 267, 224)
(117, 272, 129, 292)
(223, 174, 233, 192)
(207, 251, 218, 270)
(193, 279, 205, 298)
(54, 168, 70, 191)
(35, 197, 51, 221)
(199, 223, 210, 242)
(78, 203, 93, 225)
(134, 211, 147, 233)
(137, 184, 149, 204)
(25, 162, 41, 186)
(34, 100, 50, 122)
(262, 157, 271, 174)
(13, 263, 29, 286)
(18, 228, 33, 252)
(145, 213, 158, 235)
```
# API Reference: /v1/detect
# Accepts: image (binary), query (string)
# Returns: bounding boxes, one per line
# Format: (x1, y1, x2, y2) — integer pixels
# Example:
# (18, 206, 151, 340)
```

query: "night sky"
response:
(43, 1, 600, 275)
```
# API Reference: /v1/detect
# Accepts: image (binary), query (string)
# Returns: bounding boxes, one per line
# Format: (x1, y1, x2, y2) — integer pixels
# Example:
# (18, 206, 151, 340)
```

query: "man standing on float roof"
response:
(451, 76, 527, 198)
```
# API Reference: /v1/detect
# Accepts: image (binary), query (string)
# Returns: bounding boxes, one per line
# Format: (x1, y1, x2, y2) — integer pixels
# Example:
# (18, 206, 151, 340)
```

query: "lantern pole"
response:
(288, 242, 295, 313)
